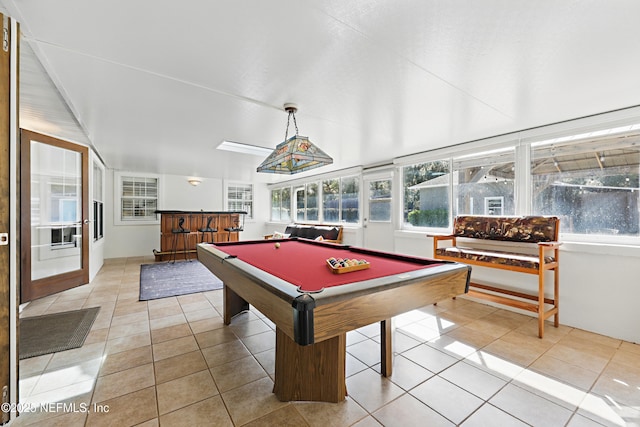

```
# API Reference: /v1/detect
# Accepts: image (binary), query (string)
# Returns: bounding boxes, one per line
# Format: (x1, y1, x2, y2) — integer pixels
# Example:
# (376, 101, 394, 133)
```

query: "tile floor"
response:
(12, 257, 640, 427)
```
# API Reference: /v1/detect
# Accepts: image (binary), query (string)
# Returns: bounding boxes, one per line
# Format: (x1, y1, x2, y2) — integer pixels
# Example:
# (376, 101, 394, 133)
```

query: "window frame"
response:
(268, 169, 362, 224)
(225, 181, 254, 220)
(394, 116, 640, 245)
(528, 129, 640, 242)
(114, 171, 160, 226)
(484, 196, 504, 215)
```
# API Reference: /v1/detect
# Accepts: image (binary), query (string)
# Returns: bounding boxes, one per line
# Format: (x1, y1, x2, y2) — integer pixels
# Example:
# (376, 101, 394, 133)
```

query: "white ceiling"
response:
(3, 1, 640, 184)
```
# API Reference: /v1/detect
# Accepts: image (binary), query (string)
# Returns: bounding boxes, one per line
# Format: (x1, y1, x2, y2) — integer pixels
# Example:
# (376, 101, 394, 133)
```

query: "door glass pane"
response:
(369, 179, 392, 221)
(31, 141, 82, 280)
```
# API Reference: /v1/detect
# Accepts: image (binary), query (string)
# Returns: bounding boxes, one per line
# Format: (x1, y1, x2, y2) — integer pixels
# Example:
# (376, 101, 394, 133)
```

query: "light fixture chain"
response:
(284, 110, 299, 141)
(291, 111, 299, 136)
(284, 111, 292, 142)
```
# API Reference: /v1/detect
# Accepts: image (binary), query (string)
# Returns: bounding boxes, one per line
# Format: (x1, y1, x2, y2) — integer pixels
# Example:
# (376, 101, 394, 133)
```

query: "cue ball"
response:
(275, 242, 280, 248)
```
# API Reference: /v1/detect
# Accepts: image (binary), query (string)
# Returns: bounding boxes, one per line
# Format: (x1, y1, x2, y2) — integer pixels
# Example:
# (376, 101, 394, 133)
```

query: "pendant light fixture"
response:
(257, 103, 333, 174)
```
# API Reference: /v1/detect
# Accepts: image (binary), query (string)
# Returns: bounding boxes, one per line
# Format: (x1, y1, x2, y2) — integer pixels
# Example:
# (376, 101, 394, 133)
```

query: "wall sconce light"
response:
(188, 178, 202, 186)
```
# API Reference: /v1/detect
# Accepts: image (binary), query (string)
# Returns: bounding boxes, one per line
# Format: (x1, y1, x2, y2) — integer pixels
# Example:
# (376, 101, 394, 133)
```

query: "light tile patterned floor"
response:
(13, 257, 640, 426)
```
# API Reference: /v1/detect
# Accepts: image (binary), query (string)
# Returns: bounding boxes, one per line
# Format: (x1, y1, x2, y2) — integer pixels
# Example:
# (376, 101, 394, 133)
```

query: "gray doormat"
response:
(19, 307, 100, 360)
(139, 260, 223, 301)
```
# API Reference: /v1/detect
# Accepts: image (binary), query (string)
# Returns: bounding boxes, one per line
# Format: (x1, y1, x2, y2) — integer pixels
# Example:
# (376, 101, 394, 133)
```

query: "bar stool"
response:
(171, 216, 191, 263)
(198, 215, 218, 243)
(224, 213, 245, 241)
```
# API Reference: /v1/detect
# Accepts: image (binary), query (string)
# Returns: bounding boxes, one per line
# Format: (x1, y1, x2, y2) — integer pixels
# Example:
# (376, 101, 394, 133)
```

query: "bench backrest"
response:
(452, 216, 559, 243)
(283, 223, 343, 242)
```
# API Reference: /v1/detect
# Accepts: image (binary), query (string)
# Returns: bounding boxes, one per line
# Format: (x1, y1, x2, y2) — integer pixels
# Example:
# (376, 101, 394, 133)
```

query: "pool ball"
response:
(275, 242, 280, 248)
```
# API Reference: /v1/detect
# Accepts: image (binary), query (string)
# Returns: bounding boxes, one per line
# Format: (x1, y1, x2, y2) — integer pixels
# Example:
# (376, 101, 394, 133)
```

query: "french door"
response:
(20, 130, 89, 302)
(362, 173, 395, 252)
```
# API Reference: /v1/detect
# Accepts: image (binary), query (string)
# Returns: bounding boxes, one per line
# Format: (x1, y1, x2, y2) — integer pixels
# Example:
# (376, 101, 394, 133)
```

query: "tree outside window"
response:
(403, 160, 450, 227)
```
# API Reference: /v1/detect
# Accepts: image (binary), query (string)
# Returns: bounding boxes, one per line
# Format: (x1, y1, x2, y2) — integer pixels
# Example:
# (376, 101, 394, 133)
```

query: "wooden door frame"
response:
(1, 12, 19, 425)
(20, 130, 89, 302)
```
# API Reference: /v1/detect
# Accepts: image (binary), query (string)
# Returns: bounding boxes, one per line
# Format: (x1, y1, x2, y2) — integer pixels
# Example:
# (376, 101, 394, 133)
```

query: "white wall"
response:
(160, 176, 225, 212)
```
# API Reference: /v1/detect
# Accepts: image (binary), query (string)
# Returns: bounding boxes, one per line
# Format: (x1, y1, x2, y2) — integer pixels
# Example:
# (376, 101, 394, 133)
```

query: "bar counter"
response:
(153, 210, 247, 261)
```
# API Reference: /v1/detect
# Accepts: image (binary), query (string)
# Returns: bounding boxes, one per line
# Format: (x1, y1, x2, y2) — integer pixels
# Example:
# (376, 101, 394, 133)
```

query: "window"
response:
(453, 148, 515, 216)
(270, 188, 291, 222)
(295, 187, 305, 221)
(115, 173, 159, 224)
(93, 162, 104, 241)
(321, 176, 359, 223)
(484, 197, 504, 215)
(271, 174, 359, 224)
(368, 179, 392, 222)
(271, 189, 282, 221)
(306, 183, 319, 221)
(322, 179, 339, 222)
(531, 133, 640, 237)
(227, 183, 253, 219)
(281, 188, 291, 222)
(403, 160, 450, 228)
(341, 176, 359, 223)
(294, 183, 319, 222)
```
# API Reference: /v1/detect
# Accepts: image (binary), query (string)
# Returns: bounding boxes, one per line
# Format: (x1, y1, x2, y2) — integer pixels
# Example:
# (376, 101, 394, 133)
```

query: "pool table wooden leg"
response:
(380, 319, 392, 377)
(223, 285, 249, 325)
(273, 327, 346, 402)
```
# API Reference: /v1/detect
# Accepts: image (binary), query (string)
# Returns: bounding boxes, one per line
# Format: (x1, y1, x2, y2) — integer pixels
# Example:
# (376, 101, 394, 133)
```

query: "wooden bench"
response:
(431, 215, 561, 338)
(265, 223, 344, 244)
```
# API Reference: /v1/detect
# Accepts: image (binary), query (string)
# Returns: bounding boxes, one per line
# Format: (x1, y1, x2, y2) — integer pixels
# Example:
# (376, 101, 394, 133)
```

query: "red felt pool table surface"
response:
(210, 239, 443, 292)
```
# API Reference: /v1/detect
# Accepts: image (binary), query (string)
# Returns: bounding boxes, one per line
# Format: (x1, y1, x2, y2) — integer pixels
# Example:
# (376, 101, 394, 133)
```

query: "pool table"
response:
(197, 238, 471, 402)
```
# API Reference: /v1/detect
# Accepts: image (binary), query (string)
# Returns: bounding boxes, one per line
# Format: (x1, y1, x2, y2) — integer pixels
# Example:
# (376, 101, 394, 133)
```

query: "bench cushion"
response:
(436, 247, 556, 270)
(453, 216, 559, 243)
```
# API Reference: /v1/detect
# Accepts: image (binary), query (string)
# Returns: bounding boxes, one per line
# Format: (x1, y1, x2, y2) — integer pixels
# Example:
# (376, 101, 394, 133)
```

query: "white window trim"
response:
(269, 172, 362, 225)
(484, 196, 504, 215)
(224, 180, 254, 220)
(114, 171, 161, 226)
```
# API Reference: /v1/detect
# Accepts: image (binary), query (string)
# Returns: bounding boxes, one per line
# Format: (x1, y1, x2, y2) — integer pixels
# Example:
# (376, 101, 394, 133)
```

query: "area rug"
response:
(139, 260, 223, 301)
(19, 307, 100, 360)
